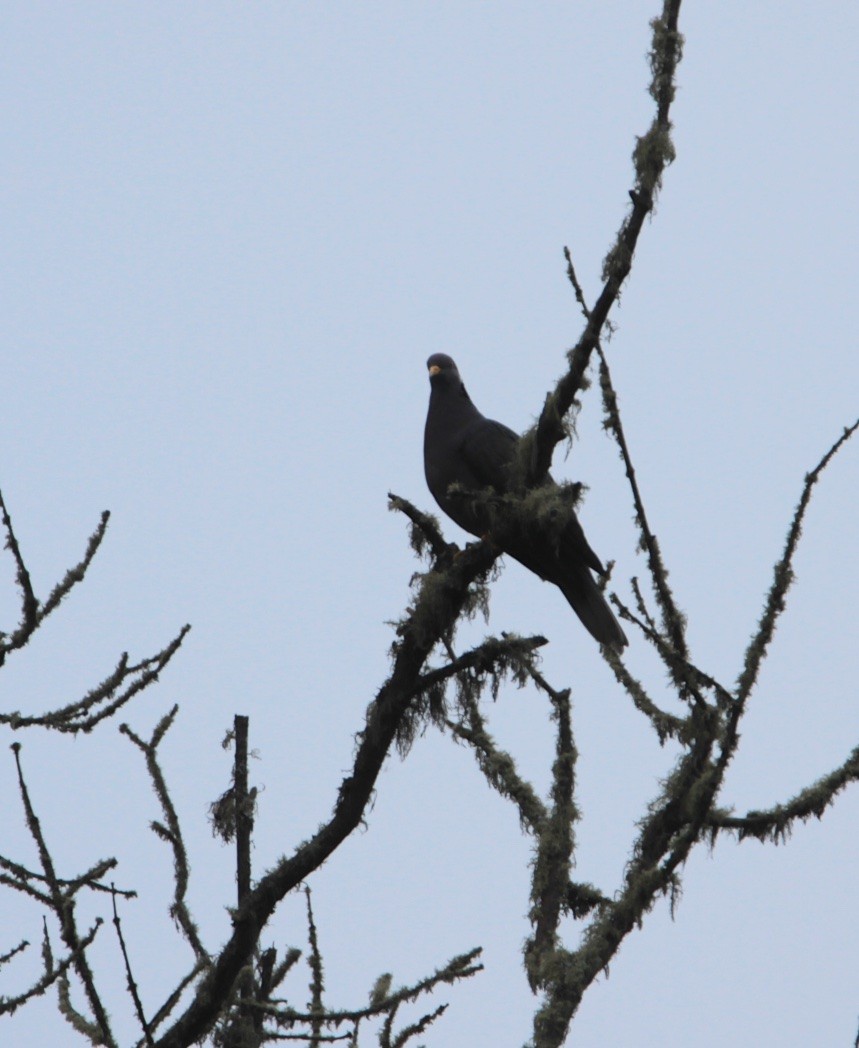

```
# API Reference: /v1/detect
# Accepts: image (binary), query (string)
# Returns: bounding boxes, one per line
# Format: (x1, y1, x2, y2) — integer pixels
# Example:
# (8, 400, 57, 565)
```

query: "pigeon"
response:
(423, 353, 628, 650)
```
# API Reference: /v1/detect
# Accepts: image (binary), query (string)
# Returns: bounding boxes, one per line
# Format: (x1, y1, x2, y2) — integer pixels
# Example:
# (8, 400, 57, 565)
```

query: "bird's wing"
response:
(464, 418, 607, 579)
(459, 418, 519, 491)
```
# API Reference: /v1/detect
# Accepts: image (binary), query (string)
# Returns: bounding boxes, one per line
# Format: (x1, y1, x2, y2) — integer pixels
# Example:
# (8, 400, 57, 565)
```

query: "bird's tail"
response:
(559, 571, 628, 651)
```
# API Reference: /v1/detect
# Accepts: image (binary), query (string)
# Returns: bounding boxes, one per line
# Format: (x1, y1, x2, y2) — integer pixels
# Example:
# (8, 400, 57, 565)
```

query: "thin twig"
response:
(0, 487, 39, 645)
(563, 246, 592, 322)
(121, 709, 208, 962)
(2, 625, 190, 733)
(12, 744, 116, 1047)
(597, 345, 688, 661)
(111, 885, 154, 1046)
(736, 418, 859, 705)
(0, 499, 110, 664)
(259, 948, 483, 1029)
(412, 633, 547, 702)
(0, 919, 101, 1019)
(304, 885, 325, 1044)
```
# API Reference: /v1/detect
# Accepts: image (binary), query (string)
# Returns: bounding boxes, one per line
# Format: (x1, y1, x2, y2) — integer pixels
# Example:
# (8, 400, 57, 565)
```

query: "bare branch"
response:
(0, 939, 29, 971)
(0, 488, 39, 649)
(613, 594, 732, 711)
(152, 539, 495, 1047)
(0, 919, 101, 1019)
(563, 246, 592, 323)
(0, 495, 110, 664)
(597, 346, 688, 661)
(12, 744, 116, 1047)
(736, 418, 859, 705)
(136, 960, 210, 1044)
(260, 948, 482, 1031)
(389, 1002, 448, 1047)
(111, 886, 154, 1046)
(37, 512, 111, 621)
(2, 625, 190, 733)
(601, 647, 690, 745)
(521, 3, 684, 486)
(121, 709, 208, 962)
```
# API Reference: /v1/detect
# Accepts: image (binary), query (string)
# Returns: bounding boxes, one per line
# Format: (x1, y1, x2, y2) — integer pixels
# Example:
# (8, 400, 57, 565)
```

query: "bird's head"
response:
(426, 353, 461, 388)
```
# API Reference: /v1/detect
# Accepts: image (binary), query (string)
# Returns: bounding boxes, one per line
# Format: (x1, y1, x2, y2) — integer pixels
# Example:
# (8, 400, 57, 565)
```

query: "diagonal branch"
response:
(12, 744, 116, 1047)
(521, 4, 684, 487)
(152, 539, 497, 1048)
(0, 495, 110, 665)
(0, 919, 102, 1019)
(388, 494, 451, 562)
(601, 647, 690, 745)
(0, 488, 39, 647)
(597, 346, 688, 660)
(613, 595, 732, 710)
(706, 744, 859, 844)
(2, 626, 190, 733)
(736, 418, 858, 706)
(446, 699, 548, 836)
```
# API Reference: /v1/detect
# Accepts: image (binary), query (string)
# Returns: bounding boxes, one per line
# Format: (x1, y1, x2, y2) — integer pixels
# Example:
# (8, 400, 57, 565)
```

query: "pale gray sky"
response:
(1, 4, 857, 1046)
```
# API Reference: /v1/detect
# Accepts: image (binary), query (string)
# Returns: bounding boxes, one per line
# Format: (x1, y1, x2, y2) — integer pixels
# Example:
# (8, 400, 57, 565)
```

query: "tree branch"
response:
(0, 495, 110, 665)
(736, 418, 859, 706)
(597, 346, 688, 660)
(706, 744, 859, 844)
(152, 539, 497, 1047)
(2, 626, 190, 733)
(122, 709, 208, 963)
(12, 744, 116, 1046)
(520, 3, 684, 487)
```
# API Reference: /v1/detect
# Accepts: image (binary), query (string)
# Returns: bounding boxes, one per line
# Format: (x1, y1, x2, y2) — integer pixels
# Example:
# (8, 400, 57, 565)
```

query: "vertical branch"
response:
(525, 674, 578, 996)
(304, 886, 326, 1046)
(111, 885, 154, 1047)
(121, 710, 208, 961)
(234, 716, 252, 909)
(233, 715, 254, 1033)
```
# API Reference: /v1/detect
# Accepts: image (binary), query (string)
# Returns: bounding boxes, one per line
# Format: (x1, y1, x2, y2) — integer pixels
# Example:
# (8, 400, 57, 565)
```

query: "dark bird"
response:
(423, 353, 628, 650)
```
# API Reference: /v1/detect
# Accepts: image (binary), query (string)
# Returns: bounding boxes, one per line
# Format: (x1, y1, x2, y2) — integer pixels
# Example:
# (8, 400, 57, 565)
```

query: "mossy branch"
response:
(0, 493, 110, 667)
(706, 745, 859, 844)
(520, 1, 684, 487)
(122, 709, 208, 964)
